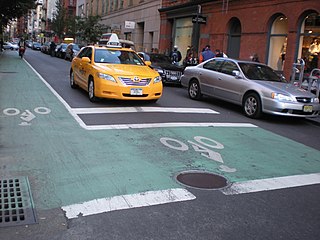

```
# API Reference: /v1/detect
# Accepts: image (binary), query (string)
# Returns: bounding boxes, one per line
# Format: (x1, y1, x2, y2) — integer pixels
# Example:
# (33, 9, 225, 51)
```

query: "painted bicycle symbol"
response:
(160, 136, 237, 173)
(3, 107, 51, 126)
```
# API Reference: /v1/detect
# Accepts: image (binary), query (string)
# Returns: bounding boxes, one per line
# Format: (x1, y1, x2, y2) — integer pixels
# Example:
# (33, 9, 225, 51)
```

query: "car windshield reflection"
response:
(239, 63, 284, 82)
(94, 49, 145, 65)
(72, 44, 80, 51)
(149, 54, 171, 63)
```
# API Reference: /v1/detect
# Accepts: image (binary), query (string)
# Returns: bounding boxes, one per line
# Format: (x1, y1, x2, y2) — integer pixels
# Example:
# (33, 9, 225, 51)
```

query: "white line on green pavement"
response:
(62, 188, 196, 219)
(222, 173, 320, 195)
(84, 122, 258, 130)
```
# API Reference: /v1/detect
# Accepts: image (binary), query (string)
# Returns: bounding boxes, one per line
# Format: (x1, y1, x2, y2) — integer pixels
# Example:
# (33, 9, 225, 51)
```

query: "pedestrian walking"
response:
(251, 53, 260, 62)
(50, 41, 56, 57)
(170, 45, 182, 65)
(0, 38, 3, 52)
(199, 45, 215, 63)
(215, 49, 224, 57)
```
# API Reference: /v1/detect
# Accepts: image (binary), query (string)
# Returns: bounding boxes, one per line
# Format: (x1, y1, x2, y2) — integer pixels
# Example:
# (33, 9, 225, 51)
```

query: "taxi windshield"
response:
(94, 49, 145, 65)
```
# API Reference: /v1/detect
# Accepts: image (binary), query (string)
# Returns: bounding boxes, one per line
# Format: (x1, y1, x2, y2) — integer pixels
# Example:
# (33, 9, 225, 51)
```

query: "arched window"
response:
(227, 18, 241, 59)
(297, 12, 320, 72)
(268, 15, 288, 71)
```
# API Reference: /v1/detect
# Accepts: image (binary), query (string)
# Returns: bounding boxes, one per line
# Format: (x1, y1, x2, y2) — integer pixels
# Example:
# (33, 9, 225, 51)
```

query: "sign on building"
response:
(125, 21, 135, 29)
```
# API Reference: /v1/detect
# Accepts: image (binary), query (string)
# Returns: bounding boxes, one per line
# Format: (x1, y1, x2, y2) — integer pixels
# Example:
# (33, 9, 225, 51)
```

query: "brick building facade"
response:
(86, 0, 161, 52)
(159, 0, 320, 78)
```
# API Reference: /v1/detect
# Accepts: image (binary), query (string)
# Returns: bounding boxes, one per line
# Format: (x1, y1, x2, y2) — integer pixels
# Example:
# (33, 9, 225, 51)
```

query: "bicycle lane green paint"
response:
(1, 51, 320, 211)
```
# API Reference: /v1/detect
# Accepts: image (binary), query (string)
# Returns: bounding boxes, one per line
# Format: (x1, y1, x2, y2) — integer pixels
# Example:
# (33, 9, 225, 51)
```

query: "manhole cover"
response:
(176, 171, 228, 190)
(0, 177, 37, 227)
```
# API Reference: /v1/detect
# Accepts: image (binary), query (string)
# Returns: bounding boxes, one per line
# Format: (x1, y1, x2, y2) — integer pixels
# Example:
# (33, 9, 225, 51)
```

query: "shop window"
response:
(267, 15, 288, 72)
(297, 13, 320, 73)
(173, 17, 193, 63)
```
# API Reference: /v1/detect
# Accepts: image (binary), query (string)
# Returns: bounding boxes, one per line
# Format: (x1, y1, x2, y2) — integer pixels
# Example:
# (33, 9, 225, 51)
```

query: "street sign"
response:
(192, 15, 207, 24)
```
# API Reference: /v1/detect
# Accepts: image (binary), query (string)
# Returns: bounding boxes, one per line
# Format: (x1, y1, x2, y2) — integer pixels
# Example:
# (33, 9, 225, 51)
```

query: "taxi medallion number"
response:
(130, 88, 143, 95)
(303, 105, 313, 112)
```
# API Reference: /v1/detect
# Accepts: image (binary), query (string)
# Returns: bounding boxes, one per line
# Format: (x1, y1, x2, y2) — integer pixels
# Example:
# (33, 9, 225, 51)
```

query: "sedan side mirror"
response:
(232, 70, 242, 79)
(81, 57, 91, 63)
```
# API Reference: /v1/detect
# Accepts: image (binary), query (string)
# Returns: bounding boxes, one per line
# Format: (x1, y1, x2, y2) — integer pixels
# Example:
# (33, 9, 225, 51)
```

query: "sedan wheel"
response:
(88, 79, 97, 102)
(188, 79, 202, 100)
(70, 71, 77, 89)
(243, 93, 262, 118)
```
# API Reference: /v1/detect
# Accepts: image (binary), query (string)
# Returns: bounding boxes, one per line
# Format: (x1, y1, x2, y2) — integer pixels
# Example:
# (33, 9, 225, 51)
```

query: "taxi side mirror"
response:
(81, 57, 91, 63)
(145, 60, 151, 66)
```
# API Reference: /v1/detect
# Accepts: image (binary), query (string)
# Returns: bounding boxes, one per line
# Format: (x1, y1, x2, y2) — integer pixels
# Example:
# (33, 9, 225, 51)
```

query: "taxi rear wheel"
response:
(88, 78, 98, 102)
(70, 71, 77, 89)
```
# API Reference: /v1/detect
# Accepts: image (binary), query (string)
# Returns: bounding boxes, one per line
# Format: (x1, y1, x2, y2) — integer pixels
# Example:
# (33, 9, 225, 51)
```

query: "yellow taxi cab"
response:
(70, 34, 162, 102)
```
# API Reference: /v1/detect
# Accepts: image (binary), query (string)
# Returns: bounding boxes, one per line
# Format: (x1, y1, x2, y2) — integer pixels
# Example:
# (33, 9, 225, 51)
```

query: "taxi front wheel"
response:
(88, 79, 98, 102)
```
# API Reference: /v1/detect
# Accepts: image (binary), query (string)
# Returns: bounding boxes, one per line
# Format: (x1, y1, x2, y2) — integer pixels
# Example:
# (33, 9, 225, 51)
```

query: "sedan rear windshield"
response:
(94, 49, 145, 65)
(239, 63, 284, 82)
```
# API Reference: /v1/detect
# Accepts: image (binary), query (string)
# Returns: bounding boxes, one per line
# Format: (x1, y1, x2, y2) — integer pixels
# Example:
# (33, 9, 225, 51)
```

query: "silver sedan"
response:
(181, 58, 320, 118)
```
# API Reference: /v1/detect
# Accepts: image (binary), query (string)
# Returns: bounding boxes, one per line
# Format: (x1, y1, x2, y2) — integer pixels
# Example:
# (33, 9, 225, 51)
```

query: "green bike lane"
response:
(1, 50, 320, 217)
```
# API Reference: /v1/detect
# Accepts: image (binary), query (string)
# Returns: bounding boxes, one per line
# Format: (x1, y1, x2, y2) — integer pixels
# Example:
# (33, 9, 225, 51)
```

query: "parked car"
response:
(65, 43, 81, 61)
(70, 34, 162, 102)
(26, 40, 33, 48)
(181, 57, 320, 118)
(32, 42, 41, 50)
(138, 52, 184, 85)
(55, 43, 68, 58)
(3, 42, 19, 50)
(41, 42, 50, 54)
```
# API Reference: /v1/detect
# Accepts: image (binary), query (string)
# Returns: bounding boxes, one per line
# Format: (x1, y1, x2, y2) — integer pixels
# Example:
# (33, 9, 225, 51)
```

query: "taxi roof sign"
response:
(106, 33, 121, 48)
(63, 37, 74, 43)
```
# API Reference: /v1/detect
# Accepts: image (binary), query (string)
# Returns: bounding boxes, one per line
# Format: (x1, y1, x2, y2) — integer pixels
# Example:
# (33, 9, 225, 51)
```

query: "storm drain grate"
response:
(176, 171, 229, 190)
(0, 177, 37, 227)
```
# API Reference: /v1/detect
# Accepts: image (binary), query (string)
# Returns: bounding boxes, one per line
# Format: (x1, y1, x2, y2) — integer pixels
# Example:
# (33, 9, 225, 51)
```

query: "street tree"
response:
(51, 0, 66, 40)
(0, 0, 36, 36)
(76, 15, 104, 45)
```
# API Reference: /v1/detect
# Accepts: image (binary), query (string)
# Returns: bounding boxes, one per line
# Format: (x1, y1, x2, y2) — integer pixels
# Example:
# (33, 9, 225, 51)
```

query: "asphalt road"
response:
(1, 49, 320, 240)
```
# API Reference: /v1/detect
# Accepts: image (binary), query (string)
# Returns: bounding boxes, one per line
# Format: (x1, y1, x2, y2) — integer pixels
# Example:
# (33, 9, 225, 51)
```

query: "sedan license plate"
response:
(130, 88, 143, 95)
(170, 76, 178, 80)
(303, 105, 313, 112)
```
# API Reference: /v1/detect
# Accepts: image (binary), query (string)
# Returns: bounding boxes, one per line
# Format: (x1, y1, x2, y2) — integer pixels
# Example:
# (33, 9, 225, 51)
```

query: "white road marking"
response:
(84, 122, 258, 130)
(71, 107, 219, 114)
(26, 60, 257, 130)
(62, 188, 196, 219)
(221, 173, 320, 195)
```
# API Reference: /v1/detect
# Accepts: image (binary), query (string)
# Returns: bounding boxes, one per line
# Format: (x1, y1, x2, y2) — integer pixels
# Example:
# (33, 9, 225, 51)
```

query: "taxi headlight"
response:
(97, 73, 116, 82)
(312, 97, 319, 103)
(153, 76, 162, 83)
(271, 93, 294, 102)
